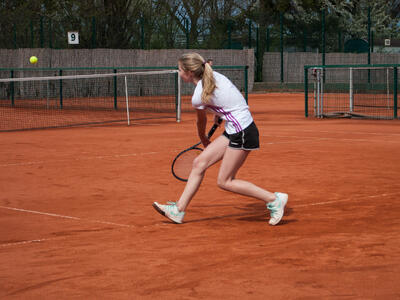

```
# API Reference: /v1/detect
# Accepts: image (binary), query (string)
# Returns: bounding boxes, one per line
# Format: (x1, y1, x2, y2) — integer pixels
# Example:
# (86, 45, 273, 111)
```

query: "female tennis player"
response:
(153, 52, 288, 225)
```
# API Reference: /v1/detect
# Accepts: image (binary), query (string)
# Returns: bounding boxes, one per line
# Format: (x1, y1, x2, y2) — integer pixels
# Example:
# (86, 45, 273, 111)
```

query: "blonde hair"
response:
(178, 53, 216, 104)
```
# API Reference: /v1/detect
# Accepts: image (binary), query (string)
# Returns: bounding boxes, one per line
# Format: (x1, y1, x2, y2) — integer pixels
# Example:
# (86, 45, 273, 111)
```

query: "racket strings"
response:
(172, 148, 202, 181)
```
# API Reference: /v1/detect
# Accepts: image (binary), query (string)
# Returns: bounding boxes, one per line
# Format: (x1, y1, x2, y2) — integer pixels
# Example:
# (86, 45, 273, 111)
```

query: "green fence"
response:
(2, 5, 398, 83)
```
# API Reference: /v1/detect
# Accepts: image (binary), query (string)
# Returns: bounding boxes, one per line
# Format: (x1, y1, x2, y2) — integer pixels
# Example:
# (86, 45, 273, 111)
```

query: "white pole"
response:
(125, 76, 130, 126)
(349, 68, 353, 113)
(313, 79, 317, 116)
(177, 73, 181, 122)
(320, 69, 323, 117)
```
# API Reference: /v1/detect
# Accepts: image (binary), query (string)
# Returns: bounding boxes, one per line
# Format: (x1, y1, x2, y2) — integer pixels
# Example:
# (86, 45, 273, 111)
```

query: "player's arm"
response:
(214, 114, 223, 126)
(196, 109, 209, 147)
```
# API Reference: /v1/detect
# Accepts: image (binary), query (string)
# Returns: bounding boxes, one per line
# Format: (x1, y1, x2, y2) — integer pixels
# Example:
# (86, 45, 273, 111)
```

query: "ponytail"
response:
(178, 52, 216, 104)
(201, 62, 216, 104)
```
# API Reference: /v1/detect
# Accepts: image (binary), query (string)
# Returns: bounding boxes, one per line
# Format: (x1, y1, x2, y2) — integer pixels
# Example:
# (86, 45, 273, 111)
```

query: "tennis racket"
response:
(172, 118, 223, 182)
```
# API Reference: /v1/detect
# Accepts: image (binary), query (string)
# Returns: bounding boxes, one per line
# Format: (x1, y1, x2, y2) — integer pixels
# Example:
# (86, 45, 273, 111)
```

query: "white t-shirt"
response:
(191, 71, 253, 135)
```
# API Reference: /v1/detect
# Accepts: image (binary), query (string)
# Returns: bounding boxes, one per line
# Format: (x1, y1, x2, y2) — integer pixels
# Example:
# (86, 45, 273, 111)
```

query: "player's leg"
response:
(176, 135, 229, 212)
(216, 148, 276, 202)
(217, 148, 288, 225)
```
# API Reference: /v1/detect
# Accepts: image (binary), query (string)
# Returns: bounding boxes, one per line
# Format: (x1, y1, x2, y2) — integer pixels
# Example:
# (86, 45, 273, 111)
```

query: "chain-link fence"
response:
(1, 6, 399, 85)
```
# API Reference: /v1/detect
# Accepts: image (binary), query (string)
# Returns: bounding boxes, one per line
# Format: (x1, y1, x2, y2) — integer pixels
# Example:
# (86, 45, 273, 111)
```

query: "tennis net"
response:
(0, 70, 181, 131)
(305, 64, 399, 119)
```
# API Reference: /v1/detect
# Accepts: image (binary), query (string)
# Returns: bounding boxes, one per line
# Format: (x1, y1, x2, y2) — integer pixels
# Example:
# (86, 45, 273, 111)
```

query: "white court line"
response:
(2, 192, 398, 227)
(0, 238, 54, 248)
(0, 205, 132, 228)
(291, 192, 399, 208)
(1, 191, 399, 248)
(0, 206, 133, 249)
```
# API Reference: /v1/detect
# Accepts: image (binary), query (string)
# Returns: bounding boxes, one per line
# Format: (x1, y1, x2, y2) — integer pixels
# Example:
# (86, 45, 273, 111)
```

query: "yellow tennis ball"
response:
(30, 56, 38, 64)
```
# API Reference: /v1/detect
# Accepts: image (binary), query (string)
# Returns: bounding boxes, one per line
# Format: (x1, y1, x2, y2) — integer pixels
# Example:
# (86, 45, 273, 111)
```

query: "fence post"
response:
(321, 9, 325, 66)
(13, 24, 17, 49)
(30, 21, 34, 48)
(92, 17, 97, 48)
(280, 13, 283, 83)
(248, 19, 252, 48)
(371, 31, 374, 53)
(140, 17, 144, 49)
(40, 16, 44, 48)
(256, 25, 260, 81)
(48, 19, 53, 48)
(185, 18, 190, 49)
(368, 6, 371, 61)
(228, 20, 232, 49)
(367, 6, 371, 83)
(394, 67, 398, 119)
(304, 67, 308, 117)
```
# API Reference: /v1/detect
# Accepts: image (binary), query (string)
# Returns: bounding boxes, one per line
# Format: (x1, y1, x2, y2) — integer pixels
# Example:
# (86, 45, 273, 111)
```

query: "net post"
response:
(10, 70, 15, 107)
(113, 69, 118, 110)
(304, 67, 308, 117)
(349, 68, 353, 113)
(175, 71, 181, 122)
(124, 76, 130, 126)
(320, 69, 324, 116)
(394, 67, 398, 119)
(59, 69, 63, 109)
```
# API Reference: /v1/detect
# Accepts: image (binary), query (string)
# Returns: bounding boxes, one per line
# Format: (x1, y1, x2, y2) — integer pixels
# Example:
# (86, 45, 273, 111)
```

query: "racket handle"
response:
(207, 118, 223, 138)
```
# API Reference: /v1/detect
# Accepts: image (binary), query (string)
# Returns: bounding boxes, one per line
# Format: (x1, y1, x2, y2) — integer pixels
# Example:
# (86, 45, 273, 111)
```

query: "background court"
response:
(1, 93, 399, 299)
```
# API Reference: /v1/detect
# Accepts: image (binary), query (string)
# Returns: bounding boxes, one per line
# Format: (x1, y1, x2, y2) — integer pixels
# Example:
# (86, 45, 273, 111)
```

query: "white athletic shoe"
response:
(152, 202, 185, 224)
(267, 192, 288, 226)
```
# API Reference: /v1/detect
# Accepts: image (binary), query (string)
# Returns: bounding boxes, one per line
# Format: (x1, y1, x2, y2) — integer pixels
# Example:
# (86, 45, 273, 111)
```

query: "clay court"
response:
(1, 93, 399, 299)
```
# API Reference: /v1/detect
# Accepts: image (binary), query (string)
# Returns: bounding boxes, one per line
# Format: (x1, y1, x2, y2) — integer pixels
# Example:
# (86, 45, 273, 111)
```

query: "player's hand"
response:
(214, 115, 222, 126)
(200, 136, 211, 148)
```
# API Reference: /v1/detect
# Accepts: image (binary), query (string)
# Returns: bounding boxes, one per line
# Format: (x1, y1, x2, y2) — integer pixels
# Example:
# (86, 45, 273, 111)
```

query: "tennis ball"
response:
(29, 56, 38, 64)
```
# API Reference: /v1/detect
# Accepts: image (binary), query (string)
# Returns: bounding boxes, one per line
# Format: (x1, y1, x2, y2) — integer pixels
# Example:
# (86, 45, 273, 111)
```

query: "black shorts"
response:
(223, 122, 259, 150)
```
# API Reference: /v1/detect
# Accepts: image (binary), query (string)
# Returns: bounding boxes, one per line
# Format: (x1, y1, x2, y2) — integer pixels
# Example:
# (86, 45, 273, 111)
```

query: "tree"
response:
(56, 0, 145, 48)
(203, 0, 258, 49)
(314, 0, 400, 41)
(0, 0, 56, 48)
(0, 0, 398, 50)
(160, 0, 209, 48)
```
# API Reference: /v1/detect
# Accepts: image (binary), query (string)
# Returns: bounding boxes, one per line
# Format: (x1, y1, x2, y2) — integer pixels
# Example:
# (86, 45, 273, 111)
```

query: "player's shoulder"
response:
(193, 81, 202, 97)
(213, 71, 226, 79)
(213, 71, 230, 84)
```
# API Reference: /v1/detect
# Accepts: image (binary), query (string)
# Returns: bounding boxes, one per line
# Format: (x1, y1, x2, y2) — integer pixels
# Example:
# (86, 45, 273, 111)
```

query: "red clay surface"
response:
(1, 93, 399, 299)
